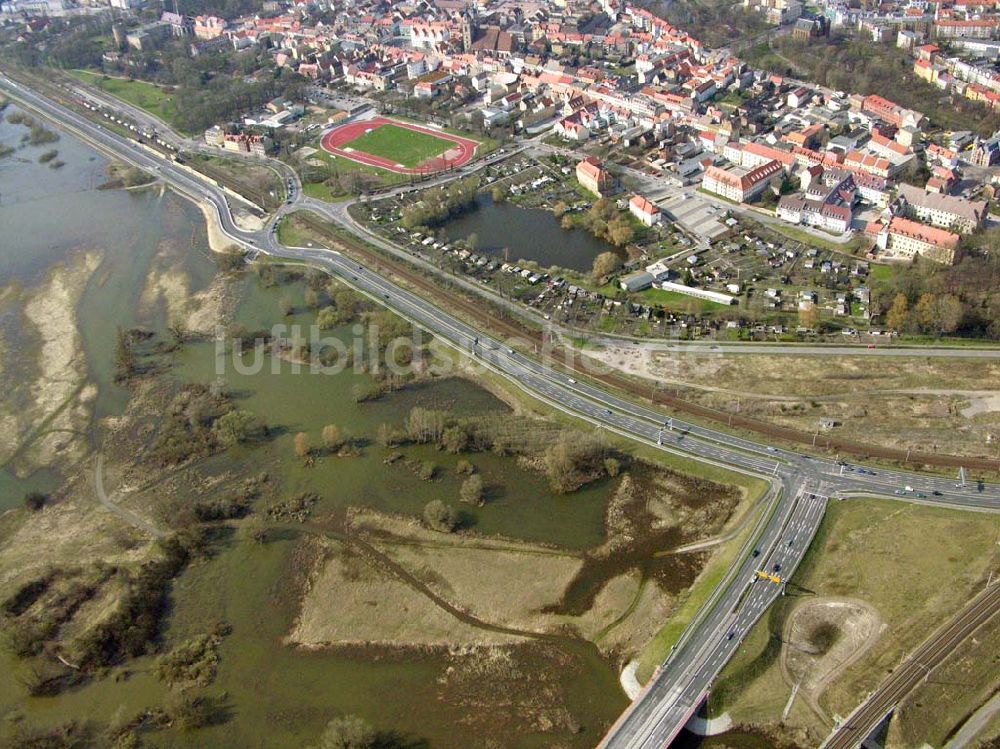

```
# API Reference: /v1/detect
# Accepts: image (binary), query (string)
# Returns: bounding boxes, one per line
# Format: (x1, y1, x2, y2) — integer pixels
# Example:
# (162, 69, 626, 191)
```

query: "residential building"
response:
(193, 15, 226, 40)
(934, 18, 998, 40)
(896, 183, 986, 233)
(629, 194, 661, 226)
(877, 216, 960, 264)
(204, 125, 225, 147)
(776, 181, 853, 233)
(702, 159, 783, 203)
(970, 134, 1000, 167)
(576, 156, 618, 197)
(860, 94, 925, 130)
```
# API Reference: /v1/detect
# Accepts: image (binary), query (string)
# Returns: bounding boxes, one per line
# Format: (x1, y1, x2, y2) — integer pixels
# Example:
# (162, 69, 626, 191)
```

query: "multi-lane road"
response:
(5, 72, 1000, 749)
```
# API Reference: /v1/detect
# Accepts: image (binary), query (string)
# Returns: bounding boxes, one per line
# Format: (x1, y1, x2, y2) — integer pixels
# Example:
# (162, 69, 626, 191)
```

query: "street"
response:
(6, 72, 1000, 749)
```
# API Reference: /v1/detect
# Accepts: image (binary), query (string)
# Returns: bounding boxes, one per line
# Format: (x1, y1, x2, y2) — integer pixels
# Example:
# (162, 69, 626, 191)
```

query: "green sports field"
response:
(343, 124, 453, 168)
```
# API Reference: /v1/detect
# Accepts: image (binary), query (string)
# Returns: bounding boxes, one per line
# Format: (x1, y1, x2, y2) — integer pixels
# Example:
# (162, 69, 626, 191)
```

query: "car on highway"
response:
(772, 563, 781, 572)
(751, 548, 760, 557)
(604, 409, 612, 415)
(568, 378, 576, 384)
(766, 446, 777, 453)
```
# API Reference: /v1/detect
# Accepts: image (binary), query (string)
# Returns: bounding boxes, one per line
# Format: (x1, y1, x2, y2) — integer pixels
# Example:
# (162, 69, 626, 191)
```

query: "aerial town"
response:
(2, 0, 1000, 746)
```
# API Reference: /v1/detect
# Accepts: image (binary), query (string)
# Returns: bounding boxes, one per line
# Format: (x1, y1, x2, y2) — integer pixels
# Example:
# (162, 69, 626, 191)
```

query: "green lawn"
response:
(637, 287, 733, 313)
(343, 123, 454, 168)
(869, 263, 894, 282)
(707, 498, 1000, 737)
(68, 69, 180, 130)
(301, 181, 351, 203)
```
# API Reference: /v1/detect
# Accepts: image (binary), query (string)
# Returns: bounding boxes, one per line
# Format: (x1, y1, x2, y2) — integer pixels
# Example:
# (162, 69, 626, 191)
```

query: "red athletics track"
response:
(319, 117, 479, 174)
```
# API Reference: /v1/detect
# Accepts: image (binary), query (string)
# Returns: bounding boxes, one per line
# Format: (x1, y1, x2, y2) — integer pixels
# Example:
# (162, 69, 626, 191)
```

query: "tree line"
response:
(400, 176, 480, 229)
(871, 247, 1000, 338)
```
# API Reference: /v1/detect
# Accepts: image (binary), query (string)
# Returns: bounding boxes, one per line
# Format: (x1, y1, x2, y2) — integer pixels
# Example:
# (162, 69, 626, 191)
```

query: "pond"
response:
(440, 193, 615, 272)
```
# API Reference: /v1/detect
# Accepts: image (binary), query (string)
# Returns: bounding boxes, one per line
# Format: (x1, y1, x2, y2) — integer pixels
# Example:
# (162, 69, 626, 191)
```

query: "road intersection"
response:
(5, 73, 1000, 749)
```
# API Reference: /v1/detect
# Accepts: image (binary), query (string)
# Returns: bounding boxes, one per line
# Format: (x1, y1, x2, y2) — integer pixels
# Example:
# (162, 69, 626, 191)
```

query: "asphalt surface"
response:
(7, 73, 1000, 749)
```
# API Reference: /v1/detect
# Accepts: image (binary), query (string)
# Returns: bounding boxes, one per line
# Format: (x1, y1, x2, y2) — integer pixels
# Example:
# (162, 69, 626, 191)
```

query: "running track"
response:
(319, 117, 479, 174)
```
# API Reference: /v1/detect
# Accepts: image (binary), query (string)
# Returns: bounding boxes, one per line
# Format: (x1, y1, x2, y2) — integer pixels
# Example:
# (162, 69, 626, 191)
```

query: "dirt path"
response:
(94, 454, 165, 539)
(943, 689, 1000, 749)
(779, 597, 883, 726)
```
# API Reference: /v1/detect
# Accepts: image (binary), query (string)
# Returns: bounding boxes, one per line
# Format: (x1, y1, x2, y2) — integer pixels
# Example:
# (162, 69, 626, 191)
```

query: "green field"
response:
(69, 69, 180, 130)
(344, 123, 454, 168)
(706, 498, 1000, 742)
(638, 287, 733, 312)
(869, 263, 894, 282)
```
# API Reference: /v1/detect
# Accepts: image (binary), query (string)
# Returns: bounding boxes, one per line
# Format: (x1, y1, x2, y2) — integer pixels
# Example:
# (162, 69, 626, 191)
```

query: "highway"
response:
(5, 72, 1000, 749)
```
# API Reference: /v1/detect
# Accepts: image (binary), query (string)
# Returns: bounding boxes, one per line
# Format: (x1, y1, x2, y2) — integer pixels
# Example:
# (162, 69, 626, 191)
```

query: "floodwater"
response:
(0, 110, 632, 747)
(0, 105, 217, 508)
(441, 192, 614, 272)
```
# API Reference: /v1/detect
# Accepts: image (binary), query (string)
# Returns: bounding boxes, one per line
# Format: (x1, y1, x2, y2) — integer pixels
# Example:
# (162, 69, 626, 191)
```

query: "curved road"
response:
(6, 73, 1000, 749)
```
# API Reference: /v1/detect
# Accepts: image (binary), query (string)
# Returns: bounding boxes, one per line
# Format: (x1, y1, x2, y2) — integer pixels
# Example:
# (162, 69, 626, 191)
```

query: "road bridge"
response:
(5, 73, 1000, 749)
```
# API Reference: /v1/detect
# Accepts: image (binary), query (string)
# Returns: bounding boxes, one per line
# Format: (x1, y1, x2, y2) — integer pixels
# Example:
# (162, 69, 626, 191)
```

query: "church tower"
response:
(461, 10, 477, 52)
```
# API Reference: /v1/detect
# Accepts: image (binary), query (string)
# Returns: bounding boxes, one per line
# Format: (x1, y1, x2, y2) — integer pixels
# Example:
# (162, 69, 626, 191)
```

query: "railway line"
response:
(6, 71, 1000, 749)
(822, 582, 1000, 749)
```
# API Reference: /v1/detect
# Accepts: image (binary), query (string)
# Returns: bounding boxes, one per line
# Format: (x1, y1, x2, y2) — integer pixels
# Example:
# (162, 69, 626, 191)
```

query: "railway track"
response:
(823, 582, 1000, 749)
(297, 213, 1000, 474)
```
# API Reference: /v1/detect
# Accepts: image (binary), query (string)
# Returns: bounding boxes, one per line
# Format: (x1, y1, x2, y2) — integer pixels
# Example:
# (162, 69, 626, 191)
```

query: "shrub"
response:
(312, 715, 377, 749)
(459, 475, 484, 506)
(423, 500, 458, 532)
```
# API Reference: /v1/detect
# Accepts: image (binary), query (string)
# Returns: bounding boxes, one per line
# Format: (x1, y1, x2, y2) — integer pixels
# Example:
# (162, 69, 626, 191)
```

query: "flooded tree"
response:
(304, 288, 321, 310)
(321, 424, 343, 451)
(23, 492, 46, 512)
(312, 715, 377, 749)
(213, 410, 263, 447)
(405, 407, 445, 444)
(294, 432, 311, 458)
(459, 474, 484, 506)
(114, 327, 136, 381)
(423, 500, 457, 532)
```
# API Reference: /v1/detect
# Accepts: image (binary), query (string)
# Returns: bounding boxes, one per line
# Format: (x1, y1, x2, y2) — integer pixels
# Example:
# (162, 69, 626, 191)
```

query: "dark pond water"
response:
(441, 193, 614, 272)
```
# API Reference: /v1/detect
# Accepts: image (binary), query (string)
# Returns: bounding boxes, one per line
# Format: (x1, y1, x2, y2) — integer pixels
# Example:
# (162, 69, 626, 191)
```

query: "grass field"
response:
(869, 263, 894, 282)
(185, 153, 284, 211)
(637, 287, 733, 313)
(301, 180, 352, 203)
(888, 608, 1000, 748)
(68, 69, 180, 130)
(303, 149, 412, 197)
(343, 123, 454, 168)
(276, 214, 320, 248)
(707, 498, 1000, 744)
